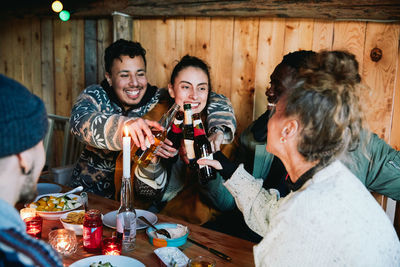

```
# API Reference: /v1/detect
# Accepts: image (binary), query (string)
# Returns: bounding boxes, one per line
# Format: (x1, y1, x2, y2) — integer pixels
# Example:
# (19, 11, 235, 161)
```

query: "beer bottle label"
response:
(171, 122, 182, 134)
(116, 212, 137, 241)
(193, 118, 206, 137)
(184, 139, 196, 160)
(199, 153, 213, 168)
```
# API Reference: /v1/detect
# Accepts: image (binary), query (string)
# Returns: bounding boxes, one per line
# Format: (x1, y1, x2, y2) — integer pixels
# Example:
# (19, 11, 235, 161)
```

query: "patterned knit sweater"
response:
(69, 81, 236, 199)
(224, 161, 400, 266)
(0, 199, 62, 267)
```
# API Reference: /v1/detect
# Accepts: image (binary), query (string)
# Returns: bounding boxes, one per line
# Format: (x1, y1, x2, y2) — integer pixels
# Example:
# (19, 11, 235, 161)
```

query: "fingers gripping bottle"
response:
(134, 103, 180, 167)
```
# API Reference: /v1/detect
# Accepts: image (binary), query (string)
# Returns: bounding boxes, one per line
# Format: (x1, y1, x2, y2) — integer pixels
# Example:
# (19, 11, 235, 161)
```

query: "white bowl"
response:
(60, 210, 85, 235)
(29, 193, 82, 220)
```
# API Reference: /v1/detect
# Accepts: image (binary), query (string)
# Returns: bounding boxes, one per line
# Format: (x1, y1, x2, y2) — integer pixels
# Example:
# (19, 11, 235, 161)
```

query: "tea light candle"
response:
(102, 237, 122, 255)
(48, 229, 78, 256)
(20, 208, 37, 221)
(24, 216, 43, 239)
(123, 126, 131, 178)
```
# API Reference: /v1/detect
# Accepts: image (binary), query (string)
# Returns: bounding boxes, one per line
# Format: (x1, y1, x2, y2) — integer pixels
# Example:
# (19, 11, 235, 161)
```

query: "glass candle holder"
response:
(24, 216, 43, 239)
(188, 256, 216, 267)
(20, 208, 37, 221)
(48, 229, 78, 256)
(102, 237, 122, 255)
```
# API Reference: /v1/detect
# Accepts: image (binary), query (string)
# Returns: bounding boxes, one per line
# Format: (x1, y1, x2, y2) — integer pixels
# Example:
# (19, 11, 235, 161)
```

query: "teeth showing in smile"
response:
(126, 90, 139, 96)
(190, 103, 200, 108)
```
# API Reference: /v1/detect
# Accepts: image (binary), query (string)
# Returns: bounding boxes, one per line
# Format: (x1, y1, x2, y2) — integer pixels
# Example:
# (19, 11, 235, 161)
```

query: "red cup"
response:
(24, 216, 43, 239)
(102, 237, 122, 255)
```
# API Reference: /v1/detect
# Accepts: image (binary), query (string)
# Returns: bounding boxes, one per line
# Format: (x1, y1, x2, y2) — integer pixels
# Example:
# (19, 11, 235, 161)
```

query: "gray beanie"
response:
(0, 74, 48, 157)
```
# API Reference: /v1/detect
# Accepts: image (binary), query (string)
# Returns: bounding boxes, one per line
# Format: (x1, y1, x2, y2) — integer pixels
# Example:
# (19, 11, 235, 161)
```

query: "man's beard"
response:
(18, 165, 38, 203)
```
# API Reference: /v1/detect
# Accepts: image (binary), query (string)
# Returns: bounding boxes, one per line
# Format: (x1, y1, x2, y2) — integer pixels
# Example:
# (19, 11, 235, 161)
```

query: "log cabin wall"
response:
(0, 17, 399, 151)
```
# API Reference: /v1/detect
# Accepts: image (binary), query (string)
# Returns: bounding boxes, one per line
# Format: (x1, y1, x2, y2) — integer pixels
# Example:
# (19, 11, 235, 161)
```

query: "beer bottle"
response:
(183, 103, 197, 169)
(193, 113, 216, 184)
(134, 103, 180, 167)
(116, 177, 136, 252)
(167, 111, 184, 149)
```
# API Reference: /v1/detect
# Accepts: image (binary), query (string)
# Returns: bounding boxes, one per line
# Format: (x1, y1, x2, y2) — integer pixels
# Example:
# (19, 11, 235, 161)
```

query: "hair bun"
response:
(317, 51, 361, 85)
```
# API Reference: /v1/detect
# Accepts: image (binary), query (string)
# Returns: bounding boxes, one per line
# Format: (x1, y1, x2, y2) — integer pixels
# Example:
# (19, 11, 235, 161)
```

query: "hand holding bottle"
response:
(124, 118, 163, 151)
(154, 138, 178, 159)
(197, 158, 222, 170)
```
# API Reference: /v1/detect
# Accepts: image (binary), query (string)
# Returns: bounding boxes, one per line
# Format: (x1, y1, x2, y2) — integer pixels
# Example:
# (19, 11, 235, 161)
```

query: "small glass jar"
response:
(83, 209, 103, 252)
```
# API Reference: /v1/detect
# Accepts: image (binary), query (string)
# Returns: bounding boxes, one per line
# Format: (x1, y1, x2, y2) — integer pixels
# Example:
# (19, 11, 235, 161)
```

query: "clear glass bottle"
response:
(193, 113, 216, 184)
(134, 103, 180, 167)
(116, 177, 137, 252)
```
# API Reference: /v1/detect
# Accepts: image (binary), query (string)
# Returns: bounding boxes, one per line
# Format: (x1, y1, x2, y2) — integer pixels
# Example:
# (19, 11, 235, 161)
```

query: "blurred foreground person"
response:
(0, 74, 62, 267)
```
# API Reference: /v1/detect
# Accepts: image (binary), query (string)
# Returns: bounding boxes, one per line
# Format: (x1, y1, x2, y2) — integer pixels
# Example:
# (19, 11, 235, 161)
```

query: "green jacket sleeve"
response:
(342, 130, 400, 200)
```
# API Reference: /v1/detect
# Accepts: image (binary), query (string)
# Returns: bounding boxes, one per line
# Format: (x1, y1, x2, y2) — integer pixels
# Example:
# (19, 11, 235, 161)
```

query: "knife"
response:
(187, 237, 232, 261)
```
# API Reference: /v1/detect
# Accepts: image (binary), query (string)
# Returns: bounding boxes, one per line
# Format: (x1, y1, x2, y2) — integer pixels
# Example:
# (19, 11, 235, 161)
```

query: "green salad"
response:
(89, 261, 114, 267)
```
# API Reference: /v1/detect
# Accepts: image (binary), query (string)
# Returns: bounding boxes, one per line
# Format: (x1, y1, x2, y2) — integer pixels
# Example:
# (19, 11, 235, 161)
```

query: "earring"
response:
(21, 166, 32, 175)
(280, 137, 286, 143)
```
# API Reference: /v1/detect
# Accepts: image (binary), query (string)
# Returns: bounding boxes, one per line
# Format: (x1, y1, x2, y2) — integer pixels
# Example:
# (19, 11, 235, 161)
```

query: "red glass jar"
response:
(83, 209, 103, 252)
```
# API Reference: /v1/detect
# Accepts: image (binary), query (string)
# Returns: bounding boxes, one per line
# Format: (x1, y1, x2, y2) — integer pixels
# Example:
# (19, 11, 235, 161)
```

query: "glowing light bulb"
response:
(59, 10, 70, 22)
(52, 1, 63, 13)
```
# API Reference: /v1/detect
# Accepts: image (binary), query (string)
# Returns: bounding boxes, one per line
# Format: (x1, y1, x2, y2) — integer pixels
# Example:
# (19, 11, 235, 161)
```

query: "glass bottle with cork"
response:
(193, 113, 216, 184)
(134, 103, 180, 167)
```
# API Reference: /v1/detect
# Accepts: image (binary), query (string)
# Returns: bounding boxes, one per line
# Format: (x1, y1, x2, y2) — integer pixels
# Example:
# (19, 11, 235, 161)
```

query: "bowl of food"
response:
(27, 193, 82, 220)
(60, 210, 85, 235)
(146, 223, 189, 247)
(154, 247, 189, 267)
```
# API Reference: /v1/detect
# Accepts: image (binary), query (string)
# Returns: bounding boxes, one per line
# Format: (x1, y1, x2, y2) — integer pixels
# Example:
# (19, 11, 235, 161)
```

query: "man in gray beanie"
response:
(0, 74, 62, 267)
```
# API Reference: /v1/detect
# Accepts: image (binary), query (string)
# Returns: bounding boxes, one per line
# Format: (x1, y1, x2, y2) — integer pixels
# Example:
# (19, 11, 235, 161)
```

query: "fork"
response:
(138, 216, 171, 238)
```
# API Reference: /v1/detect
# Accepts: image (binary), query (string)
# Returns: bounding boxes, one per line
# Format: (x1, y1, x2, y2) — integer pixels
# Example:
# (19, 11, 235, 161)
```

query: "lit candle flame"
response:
(124, 126, 129, 137)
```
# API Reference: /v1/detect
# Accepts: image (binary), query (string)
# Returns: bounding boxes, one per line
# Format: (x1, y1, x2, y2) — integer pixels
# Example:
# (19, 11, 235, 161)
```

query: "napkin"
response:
(155, 224, 188, 239)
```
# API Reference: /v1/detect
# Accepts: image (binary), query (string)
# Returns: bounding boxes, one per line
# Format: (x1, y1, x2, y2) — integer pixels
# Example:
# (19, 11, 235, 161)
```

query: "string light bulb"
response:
(59, 10, 70, 21)
(51, 1, 63, 13)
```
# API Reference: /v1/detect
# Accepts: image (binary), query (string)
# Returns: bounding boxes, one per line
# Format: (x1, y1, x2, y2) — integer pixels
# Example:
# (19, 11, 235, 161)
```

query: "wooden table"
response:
(33, 186, 255, 266)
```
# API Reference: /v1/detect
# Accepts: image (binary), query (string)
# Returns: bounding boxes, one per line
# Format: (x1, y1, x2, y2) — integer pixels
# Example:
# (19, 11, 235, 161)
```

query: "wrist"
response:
(213, 151, 238, 180)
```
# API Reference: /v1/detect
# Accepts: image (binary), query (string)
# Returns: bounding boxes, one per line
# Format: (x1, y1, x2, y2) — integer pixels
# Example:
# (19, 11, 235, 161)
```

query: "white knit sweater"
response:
(224, 160, 400, 266)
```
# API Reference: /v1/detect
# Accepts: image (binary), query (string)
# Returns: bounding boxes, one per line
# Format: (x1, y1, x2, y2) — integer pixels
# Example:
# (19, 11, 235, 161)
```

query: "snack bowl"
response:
(27, 193, 82, 220)
(146, 223, 189, 248)
(154, 247, 189, 267)
(60, 210, 85, 235)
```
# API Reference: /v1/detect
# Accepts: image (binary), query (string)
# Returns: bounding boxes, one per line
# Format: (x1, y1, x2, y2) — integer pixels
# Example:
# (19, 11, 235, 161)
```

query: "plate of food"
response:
(27, 193, 82, 220)
(102, 209, 157, 230)
(70, 255, 145, 267)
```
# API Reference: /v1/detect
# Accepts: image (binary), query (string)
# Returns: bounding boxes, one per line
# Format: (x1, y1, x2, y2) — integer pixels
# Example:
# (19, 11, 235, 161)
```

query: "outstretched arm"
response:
(70, 85, 161, 151)
(206, 92, 237, 150)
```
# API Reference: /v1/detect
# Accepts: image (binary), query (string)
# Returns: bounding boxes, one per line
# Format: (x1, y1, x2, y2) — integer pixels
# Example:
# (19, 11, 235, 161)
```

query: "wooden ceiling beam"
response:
(2, 0, 400, 21)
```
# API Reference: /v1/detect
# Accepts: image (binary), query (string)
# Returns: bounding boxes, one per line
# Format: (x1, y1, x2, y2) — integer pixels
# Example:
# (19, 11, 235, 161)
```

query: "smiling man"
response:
(69, 39, 236, 199)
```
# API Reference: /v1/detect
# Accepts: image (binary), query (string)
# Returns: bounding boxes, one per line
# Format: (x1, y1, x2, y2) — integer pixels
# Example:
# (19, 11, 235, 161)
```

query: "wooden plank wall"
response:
(0, 17, 399, 149)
